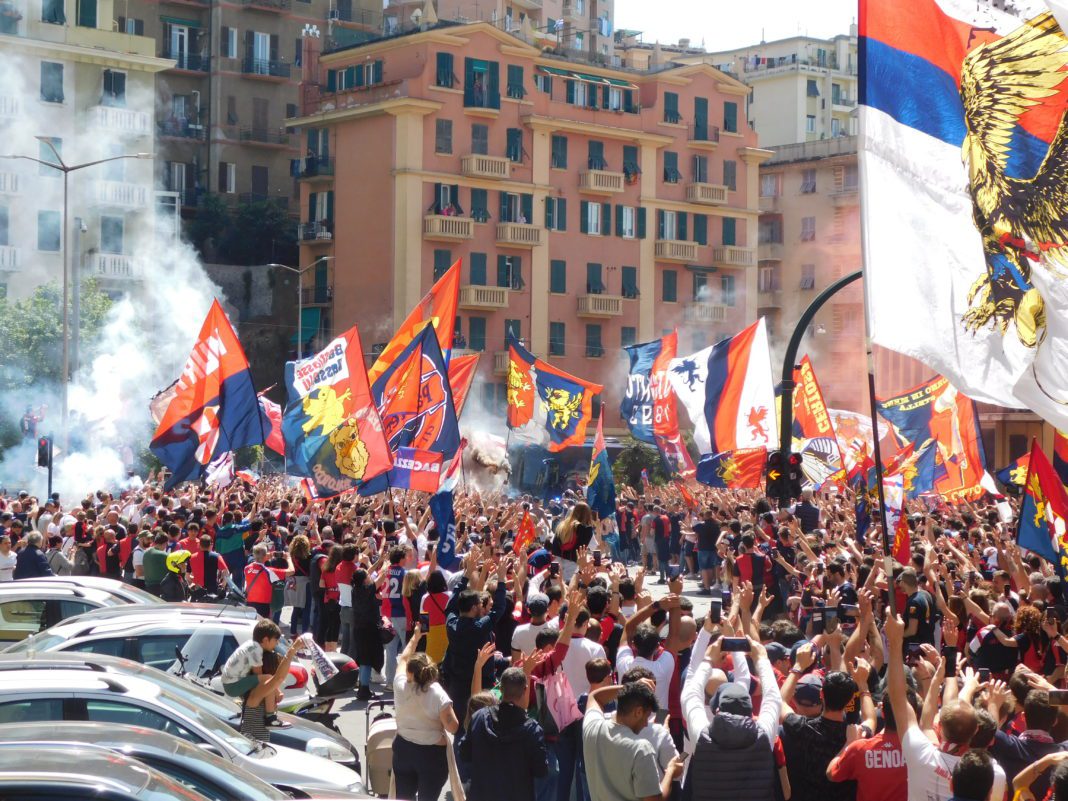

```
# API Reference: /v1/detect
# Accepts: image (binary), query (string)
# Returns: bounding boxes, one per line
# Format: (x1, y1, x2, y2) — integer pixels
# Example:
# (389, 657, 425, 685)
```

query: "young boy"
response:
(221, 619, 289, 726)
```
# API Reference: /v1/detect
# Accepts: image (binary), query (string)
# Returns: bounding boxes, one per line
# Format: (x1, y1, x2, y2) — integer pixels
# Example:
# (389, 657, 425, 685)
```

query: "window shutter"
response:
(487, 62, 500, 108)
(499, 191, 509, 222)
(588, 84, 598, 109)
(308, 191, 317, 221)
(602, 84, 610, 109)
(452, 185, 463, 214)
(326, 69, 336, 92)
(545, 198, 554, 229)
(637, 207, 646, 239)
(219, 27, 229, 56)
(244, 30, 253, 59)
(463, 58, 475, 105)
(694, 214, 707, 245)
(580, 201, 589, 234)
(350, 65, 360, 86)
(657, 209, 665, 239)
(624, 89, 634, 112)
(723, 217, 737, 246)
(497, 255, 509, 288)
(557, 198, 566, 231)
(269, 34, 279, 61)
(470, 252, 487, 285)
(678, 212, 687, 241)
(615, 205, 624, 237)
(601, 203, 611, 236)
(373, 59, 383, 83)
(218, 162, 227, 190)
(724, 101, 738, 133)
(566, 79, 575, 104)
(325, 191, 334, 222)
(521, 193, 533, 224)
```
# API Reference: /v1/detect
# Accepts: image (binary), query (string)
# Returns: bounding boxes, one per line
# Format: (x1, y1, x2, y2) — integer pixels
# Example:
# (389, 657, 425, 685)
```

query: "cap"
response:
(794, 674, 824, 707)
(765, 643, 790, 663)
(527, 592, 550, 615)
(712, 682, 753, 716)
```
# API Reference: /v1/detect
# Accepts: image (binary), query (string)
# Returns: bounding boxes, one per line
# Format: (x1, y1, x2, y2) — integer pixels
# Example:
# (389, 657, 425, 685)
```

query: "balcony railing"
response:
(165, 52, 210, 72)
(461, 154, 510, 180)
(758, 241, 784, 261)
(688, 124, 720, 145)
(242, 57, 291, 79)
(493, 351, 509, 375)
(577, 294, 623, 317)
(757, 289, 783, 308)
(298, 156, 334, 178)
(0, 245, 19, 271)
(497, 222, 543, 249)
(655, 240, 698, 263)
(90, 253, 138, 279)
(242, 0, 290, 10)
(578, 169, 625, 195)
(459, 285, 509, 310)
(299, 221, 334, 242)
(424, 215, 474, 241)
(94, 180, 149, 209)
(713, 246, 756, 267)
(176, 188, 201, 207)
(158, 119, 206, 140)
(238, 126, 291, 146)
(0, 171, 19, 195)
(686, 182, 728, 205)
(684, 302, 727, 325)
(831, 185, 859, 206)
(87, 105, 151, 136)
(0, 94, 20, 118)
(301, 286, 333, 305)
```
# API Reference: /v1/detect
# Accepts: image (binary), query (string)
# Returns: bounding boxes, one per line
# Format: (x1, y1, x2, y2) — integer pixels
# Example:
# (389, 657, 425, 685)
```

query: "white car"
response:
(15, 575, 167, 605)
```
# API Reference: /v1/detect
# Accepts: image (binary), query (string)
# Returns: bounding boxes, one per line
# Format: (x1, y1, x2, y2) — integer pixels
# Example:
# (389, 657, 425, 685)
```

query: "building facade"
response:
(291, 21, 768, 430)
(0, 0, 172, 299)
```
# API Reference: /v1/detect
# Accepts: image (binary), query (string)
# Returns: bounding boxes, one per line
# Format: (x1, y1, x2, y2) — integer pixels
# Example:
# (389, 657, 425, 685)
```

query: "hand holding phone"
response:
(978, 668, 991, 683)
(721, 637, 751, 652)
(709, 600, 722, 625)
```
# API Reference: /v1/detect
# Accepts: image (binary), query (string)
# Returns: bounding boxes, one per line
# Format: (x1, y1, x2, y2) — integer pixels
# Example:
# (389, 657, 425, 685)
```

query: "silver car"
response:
(15, 575, 168, 605)
(0, 667, 364, 795)
(0, 583, 125, 642)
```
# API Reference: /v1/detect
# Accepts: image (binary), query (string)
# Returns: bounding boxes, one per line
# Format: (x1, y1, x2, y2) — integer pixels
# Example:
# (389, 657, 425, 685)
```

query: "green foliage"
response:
(187, 192, 230, 258)
(220, 199, 297, 266)
(611, 439, 670, 491)
(0, 279, 113, 386)
(235, 445, 264, 470)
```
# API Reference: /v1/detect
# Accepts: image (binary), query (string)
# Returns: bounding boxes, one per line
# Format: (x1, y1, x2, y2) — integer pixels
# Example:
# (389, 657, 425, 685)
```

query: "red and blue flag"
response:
(696, 448, 767, 490)
(996, 454, 1031, 488)
(1019, 439, 1068, 576)
(586, 414, 616, 518)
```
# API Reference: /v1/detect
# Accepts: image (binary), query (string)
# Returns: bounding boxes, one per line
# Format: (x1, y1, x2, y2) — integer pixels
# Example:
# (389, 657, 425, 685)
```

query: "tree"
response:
(187, 192, 231, 259)
(220, 198, 297, 266)
(0, 279, 113, 387)
(611, 438, 670, 491)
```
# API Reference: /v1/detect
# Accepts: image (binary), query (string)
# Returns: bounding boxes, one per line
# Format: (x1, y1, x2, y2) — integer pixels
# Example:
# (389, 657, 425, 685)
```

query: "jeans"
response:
(392, 735, 449, 801)
(339, 606, 354, 656)
(359, 663, 372, 687)
(555, 721, 581, 801)
(289, 584, 312, 636)
(384, 616, 407, 683)
(534, 742, 560, 801)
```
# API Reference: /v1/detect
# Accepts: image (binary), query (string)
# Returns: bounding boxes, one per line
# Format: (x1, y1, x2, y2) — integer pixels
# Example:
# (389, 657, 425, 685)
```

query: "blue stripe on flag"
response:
(702, 340, 730, 455)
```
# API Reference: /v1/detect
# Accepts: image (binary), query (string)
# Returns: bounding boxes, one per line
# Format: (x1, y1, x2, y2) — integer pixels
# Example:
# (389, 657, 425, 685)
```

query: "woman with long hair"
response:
(318, 545, 344, 652)
(550, 502, 596, 581)
(351, 567, 386, 700)
(287, 534, 313, 636)
(420, 570, 451, 664)
(1014, 604, 1049, 673)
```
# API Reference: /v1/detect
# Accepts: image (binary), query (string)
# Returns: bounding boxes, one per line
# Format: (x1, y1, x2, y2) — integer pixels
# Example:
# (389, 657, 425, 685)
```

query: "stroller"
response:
(364, 699, 396, 797)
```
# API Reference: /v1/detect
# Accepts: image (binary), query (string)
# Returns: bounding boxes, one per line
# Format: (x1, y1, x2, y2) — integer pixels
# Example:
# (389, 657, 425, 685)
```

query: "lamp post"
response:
(0, 142, 151, 451)
(268, 256, 333, 360)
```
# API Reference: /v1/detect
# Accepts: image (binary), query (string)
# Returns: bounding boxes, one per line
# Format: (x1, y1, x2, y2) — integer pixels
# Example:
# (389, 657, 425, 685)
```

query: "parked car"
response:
(0, 722, 373, 800)
(15, 575, 167, 605)
(0, 666, 365, 795)
(0, 652, 361, 770)
(0, 584, 125, 642)
(0, 741, 213, 801)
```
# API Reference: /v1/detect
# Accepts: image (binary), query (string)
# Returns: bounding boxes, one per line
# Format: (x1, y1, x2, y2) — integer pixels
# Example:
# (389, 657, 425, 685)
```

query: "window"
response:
(621, 266, 637, 298)
(692, 155, 709, 184)
(534, 73, 552, 95)
(136, 635, 193, 671)
(37, 211, 60, 251)
(434, 249, 452, 280)
(721, 274, 736, 306)
(722, 217, 736, 246)
(0, 600, 46, 641)
(497, 255, 523, 289)
(806, 115, 816, 134)
(623, 145, 639, 179)
(499, 192, 532, 224)
(436, 52, 455, 88)
(692, 272, 707, 301)
(662, 269, 677, 302)
(0, 698, 63, 724)
(366, 59, 383, 85)
(223, 26, 237, 58)
(567, 79, 588, 107)
(68, 637, 126, 656)
(506, 128, 523, 162)
(606, 86, 623, 110)
(471, 188, 489, 222)
(545, 197, 567, 231)
(723, 160, 737, 191)
(693, 96, 709, 140)
(504, 319, 522, 343)
(800, 263, 816, 289)
(40, 61, 63, 103)
(464, 57, 500, 109)
(663, 151, 681, 183)
(219, 162, 236, 193)
(723, 101, 738, 133)
(469, 252, 487, 285)
(435, 119, 452, 154)
(586, 263, 603, 294)
(117, 15, 143, 34)
(38, 137, 61, 177)
(83, 700, 195, 740)
(807, 78, 819, 97)
(42, 0, 65, 23)
(0, 207, 7, 246)
(618, 206, 636, 239)
(693, 214, 708, 245)
(621, 326, 636, 348)
(471, 124, 489, 156)
(550, 260, 567, 293)
(469, 317, 486, 351)
(760, 173, 781, 197)
(801, 168, 816, 193)
(587, 140, 606, 170)
(842, 164, 859, 190)
(658, 209, 685, 240)
(759, 216, 783, 244)
(585, 324, 604, 357)
(551, 135, 567, 169)
(549, 322, 565, 356)
(758, 264, 780, 292)
(506, 64, 525, 99)
(100, 216, 123, 254)
(831, 118, 841, 137)
(581, 201, 603, 235)
(801, 216, 816, 241)
(77, 0, 96, 28)
(102, 69, 126, 107)
(663, 91, 680, 124)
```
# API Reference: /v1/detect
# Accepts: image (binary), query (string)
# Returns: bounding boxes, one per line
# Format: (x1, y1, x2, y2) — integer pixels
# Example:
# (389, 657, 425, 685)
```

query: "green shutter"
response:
(470, 252, 487, 285)
(326, 69, 336, 91)
(372, 59, 383, 83)
(601, 203, 611, 237)
(463, 58, 475, 105)
(657, 209, 665, 239)
(499, 191, 509, 222)
(308, 191, 317, 221)
(624, 89, 635, 113)
(694, 214, 708, 245)
(487, 61, 500, 108)
(497, 255, 509, 287)
(346, 65, 357, 86)
(723, 217, 737, 246)
(566, 79, 575, 104)
(622, 266, 637, 297)
(521, 194, 533, 224)
(637, 207, 646, 239)
(550, 260, 566, 293)
(545, 198, 554, 229)
(724, 101, 738, 133)
(434, 249, 451, 278)
(678, 212, 687, 241)
(469, 317, 486, 351)
(580, 200, 589, 234)
(615, 205, 624, 237)
(436, 52, 453, 86)
(557, 198, 566, 231)
(663, 269, 677, 302)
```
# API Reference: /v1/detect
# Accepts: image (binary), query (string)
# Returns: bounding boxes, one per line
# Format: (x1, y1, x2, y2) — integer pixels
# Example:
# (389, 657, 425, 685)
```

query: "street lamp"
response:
(268, 256, 333, 360)
(0, 140, 151, 450)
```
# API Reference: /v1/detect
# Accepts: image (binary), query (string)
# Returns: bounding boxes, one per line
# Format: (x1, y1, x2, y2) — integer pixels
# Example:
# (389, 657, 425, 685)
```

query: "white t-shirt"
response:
(615, 645, 675, 710)
(393, 674, 452, 746)
(36, 513, 53, 535)
(511, 619, 558, 655)
(901, 726, 1006, 801)
(561, 635, 606, 697)
(0, 551, 16, 582)
(220, 639, 264, 685)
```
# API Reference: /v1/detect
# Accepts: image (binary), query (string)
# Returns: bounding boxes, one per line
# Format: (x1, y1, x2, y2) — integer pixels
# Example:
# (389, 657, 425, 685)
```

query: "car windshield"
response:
(4, 633, 66, 653)
(120, 662, 244, 722)
(153, 686, 261, 756)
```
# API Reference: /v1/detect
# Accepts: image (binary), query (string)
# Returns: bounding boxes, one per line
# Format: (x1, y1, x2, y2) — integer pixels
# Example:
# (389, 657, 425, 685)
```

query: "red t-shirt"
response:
(826, 729, 906, 801)
(335, 560, 355, 591)
(189, 551, 228, 588)
(244, 563, 282, 604)
(322, 568, 340, 603)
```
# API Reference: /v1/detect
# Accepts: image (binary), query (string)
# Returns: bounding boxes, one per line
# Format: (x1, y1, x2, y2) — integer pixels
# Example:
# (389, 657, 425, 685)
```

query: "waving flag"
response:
(447, 353, 480, 418)
(621, 339, 660, 443)
(513, 509, 537, 556)
(651, 331, 695, 477)
(391, 447, 443, 492)
(282, 325, 393, 499)
(1054, 430, 1068, 488)
(534, 361, 602, 452)
(259, 395, 285, 456)
(586, 414, 616, 518)
(861, 0, 1068, 431)
(151, 300, 268, 488)
(430, 489, 459, 569)
(696, 448, 767, 489)
(997, 454, 1031, 488)
(878, 375, 986, 502)
(884, 472, 911, 565)
(506, 332, 536, 429)
(792, 356, 845, 489)
(667, 319, 776, 456)
(368, 260, 460, 383)
(1018, 440, 1068, 576)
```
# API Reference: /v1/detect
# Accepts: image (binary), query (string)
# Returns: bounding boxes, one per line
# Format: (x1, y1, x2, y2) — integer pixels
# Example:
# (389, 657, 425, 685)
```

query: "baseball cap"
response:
(527, 593, 550, 616)
(795, 674, 824, 707)
(765, 643, 790, 664)
(712, 682, 753, 715)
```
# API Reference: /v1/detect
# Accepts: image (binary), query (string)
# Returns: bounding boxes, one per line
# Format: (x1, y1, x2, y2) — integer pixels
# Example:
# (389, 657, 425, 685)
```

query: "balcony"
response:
(90, 253, 138, 280)
(757, 289, 783, 309)
(759, 194, 780, 212)
(243, 0, 289, 9)
(241, 58, 291, 80)
(158, 119, 206, 140)
(831, 185, 859, 206)
(93, 180, 149, 209)
(165, 52, 210, 72)
(459, 285, 509, 310)
(298, 156, 334, 179)
(758, 241, 784, 261)
(0, 94, 19, 120)
(577, 294, 623, 317)
(0, 171, 19, 195)
(299, 221, 334, 243)
(655, 240, 698, 263)
(87, 105, 151, 137)
(493, 351, 509, 375)
(578, 169, 625, 195)
(686, 182, 728, 206)
(713, 246, 756, 267)
(461, 154, 510, 180)
(0, 245, 19, 271)
(301, 286, 333, 305)
(684, 302, 727, 325)
(688, 124, 720, 149)
(832, 96, 856, 110)
(562, 0, 585, 20)
(497, 222, 543, 249)
(237, 126, 291, 147)
(177, 188, 201, 208)
(424, 215, 474, 242)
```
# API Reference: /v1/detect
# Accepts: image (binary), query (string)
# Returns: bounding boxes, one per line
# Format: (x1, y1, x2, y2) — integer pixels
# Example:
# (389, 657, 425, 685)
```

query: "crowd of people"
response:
(4, 474, 1068, 801)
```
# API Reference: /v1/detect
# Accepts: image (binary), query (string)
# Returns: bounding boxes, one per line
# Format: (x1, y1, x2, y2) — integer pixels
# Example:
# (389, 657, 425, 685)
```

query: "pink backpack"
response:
(536, 667, 581, 732)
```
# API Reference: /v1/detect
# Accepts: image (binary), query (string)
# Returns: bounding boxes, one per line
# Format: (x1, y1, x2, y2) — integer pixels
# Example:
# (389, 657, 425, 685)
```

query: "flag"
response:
(851, 468, 873, 543)
(506, 332, 537, 429)
(674, 479, 697, 511)
(282, 325, 393, 499)
(695, 448, 767, 489)
(878, 375, 986, 502)
(860, 0, 1068, 431)
(641, 468, 650, 492)
(368, 260, 460, 383)
(1054, 430, 1068, 488)
(650, 331, 696, 477)
(586, 415, 616, 518)
(439, 437, 466, 492)
(447, 353, 479, 418)
(792, 355, 845, 489)
(235, 469, 259, 485)
(149, 381, 178, 426)
(206, 451, 235, 488)
(997, 454, 1031, 487)
(667, 318, 776, 455)
(150, 300, 269, 489)
(390, 447, 443, 492)
(513, 510, 536, 555)
(430, 489, 459, 569)
(621, 339, 661, 443)
(532, 361, 602, 452)
(258, 395, 285, 456)
(1018, 440, 1068, 576)
(883, 472, 911, 564)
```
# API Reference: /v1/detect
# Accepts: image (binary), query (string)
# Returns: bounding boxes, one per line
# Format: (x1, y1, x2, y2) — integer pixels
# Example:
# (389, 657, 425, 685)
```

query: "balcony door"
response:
(253, 32, 270, 74)
(170, 25, 189, 69)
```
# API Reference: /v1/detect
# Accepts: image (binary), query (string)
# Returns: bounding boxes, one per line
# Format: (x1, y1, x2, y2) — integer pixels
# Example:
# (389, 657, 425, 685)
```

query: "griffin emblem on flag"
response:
(508, 360, 532, 411)
(542, 387, 583, 430)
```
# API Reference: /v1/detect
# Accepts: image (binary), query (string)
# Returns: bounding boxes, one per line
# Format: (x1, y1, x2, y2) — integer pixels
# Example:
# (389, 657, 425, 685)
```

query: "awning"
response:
(538, 66, 573, 78)
(290, 307, 321, 345)
(160, 15, 200, 26)
(605, 77, 637, 89)
(571, 71, 610, 85)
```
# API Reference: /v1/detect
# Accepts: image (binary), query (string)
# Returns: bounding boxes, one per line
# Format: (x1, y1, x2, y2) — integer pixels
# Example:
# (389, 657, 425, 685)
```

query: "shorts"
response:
(697, 550, 720, 571)
(223, 674, 260, 698)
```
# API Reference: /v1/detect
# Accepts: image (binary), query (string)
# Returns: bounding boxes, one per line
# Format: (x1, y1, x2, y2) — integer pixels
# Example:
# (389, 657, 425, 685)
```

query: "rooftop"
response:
(764, 135, 858, 165)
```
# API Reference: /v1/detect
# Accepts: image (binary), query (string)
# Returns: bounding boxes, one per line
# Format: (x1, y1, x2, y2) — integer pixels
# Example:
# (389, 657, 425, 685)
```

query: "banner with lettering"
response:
(791, 355, 845, 489)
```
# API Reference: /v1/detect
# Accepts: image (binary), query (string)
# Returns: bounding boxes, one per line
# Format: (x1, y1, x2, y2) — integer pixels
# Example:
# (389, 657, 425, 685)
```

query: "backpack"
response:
(534, 667, 581, 736)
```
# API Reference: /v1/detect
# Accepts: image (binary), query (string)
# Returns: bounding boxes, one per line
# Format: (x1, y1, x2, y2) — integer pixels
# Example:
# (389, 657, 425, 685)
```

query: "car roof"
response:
(0, 667, 157, 694)
(46, 614, 254, 641)
(16, 576, 166, 603)
(0, 584, 121, 604)
(63, 602, 257, 622)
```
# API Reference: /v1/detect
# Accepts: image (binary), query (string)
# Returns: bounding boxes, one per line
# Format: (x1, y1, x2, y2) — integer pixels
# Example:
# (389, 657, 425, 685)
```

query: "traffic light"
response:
(765, 450, 786, 501)
(787, 452, 804, 501)
(36, 436, 51, 469)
